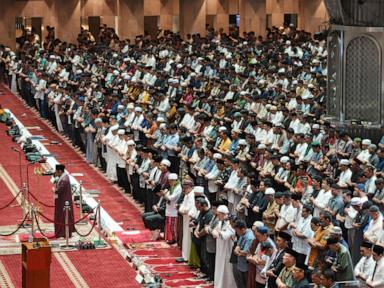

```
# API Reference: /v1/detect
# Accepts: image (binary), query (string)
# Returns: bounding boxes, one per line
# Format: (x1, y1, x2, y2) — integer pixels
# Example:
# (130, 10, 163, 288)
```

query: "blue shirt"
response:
(236, 229, 255, 272)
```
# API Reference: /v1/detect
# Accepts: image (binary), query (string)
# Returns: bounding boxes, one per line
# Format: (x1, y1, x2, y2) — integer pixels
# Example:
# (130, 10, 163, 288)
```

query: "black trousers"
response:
(130, 173, 140, 200)
(116, 166, 129, 192)
(206, 251, 216, 281)
(142, 212, 165, 231)
(168, 155, 180, 174)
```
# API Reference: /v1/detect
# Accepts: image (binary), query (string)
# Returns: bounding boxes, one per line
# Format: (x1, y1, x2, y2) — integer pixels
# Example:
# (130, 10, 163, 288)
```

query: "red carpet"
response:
(0, 254, 74, 288)
(65, 249, 141, 288)
(0, 85, 144, 231)
(132, 247, 181, 257)
(0, 85, 209, 287)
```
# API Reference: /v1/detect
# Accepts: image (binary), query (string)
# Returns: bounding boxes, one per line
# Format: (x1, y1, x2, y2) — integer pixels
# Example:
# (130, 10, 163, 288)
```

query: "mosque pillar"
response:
(179, 0, 206, 37)
(118, 0, 144, 40)
(159, 0, 174, 32)
(0, 0, 16, 49)
(53, 0, 81, 44)
(267, 0, 299, 28)
(216, 0, 229, 34)
(239, 0, 266, 36)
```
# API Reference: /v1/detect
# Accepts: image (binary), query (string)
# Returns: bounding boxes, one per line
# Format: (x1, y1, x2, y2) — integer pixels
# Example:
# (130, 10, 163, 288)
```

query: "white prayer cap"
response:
(49, 55, 55, 59)
(226, 55, 231, 59)
(76, 69, 83, 74)
(286, 40, 291, 45)
(362, 139, 371, 146)
(218, 126, 227, 132)
(130, 60, 136, 64)
(257, 144, 266, 149)
(312, 59, 320, 64)
(190, 72, 197, 77)
(194, 186, 204, 193)
(113, 70, 120, 75)
(198, 57, 204, 61)
(127, 103, 135, 109)
(243, 41, 248, 45)
(292, 80, 298, 85)
(124, 74, 131, 80)
(265, 187, 275, 195)
(213, 153, 222, 159)
(280, 156, 290, 164)
(278, 68, 285, 73)
(177, 64, 183, 69)
(168, 173, 178, 180)
(113, 53, 118, 58)
(351, 197, 363, 206)
(265, 104, 272, 110)
(161, 159, 171, 167)
(110, 124, 119, 131)
(156, 117, 165, 123)
(217, 205, 229, 214)
(240, 91, 247, 95)
(127, 140, 136, 146)
(159, 123, 167, 129)
(95, 118, 102, 123)
(308, 83, 315, 89)
(117, 129, 125, 135)
(312, 124, 320, 129)
(134, 107, 142, 112)
(123, 58, 130, 62)
(339, 159, 350, 166)
(118, 105, 124, 110)
(239, 139, 247, 146)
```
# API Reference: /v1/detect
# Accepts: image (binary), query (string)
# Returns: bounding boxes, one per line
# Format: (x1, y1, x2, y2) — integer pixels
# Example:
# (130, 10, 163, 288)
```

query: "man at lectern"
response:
(52, 164, 75, 238)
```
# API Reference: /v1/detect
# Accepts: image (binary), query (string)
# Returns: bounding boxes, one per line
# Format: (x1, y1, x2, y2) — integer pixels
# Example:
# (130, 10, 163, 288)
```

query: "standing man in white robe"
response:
(212, 205, 236, 288)
(178, 179, 196, 261)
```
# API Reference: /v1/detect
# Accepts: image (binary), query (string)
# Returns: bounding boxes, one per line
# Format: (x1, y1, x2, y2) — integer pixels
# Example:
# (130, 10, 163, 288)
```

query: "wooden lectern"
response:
(22, 239, 51, 288)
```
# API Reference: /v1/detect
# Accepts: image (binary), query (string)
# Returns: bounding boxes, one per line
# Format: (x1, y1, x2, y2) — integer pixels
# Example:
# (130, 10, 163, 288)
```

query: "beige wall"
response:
(81, 0, 117, 17)
(0, 0, 328, 48)
(239, 0, 266, 36)
(179, 0, 207, 37)
(299, 0, 328, 35)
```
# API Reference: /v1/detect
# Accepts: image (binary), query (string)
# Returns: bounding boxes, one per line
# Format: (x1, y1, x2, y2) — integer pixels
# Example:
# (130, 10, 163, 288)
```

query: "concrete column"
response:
(216, 0, 229, 34)
(179, 0, 206, 37)
(239, 0, 266, 36)
(267, 0, 299, 28)
(299, 0, 328, 35)
(160, 0, 174, 31)
(53, 0, 81, 44)
(118, 0, 144, 40)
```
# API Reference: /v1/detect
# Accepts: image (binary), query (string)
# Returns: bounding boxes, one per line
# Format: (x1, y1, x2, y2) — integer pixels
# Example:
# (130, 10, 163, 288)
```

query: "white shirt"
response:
(354, 256, 375, 280)
(367, 257, 384, 287)
(364, 215, 384, 243)
(292, 215, 314, 261)
(165, 184, 182, 217)
(337, 169, 352, 187)
(275, 203, 296, 231)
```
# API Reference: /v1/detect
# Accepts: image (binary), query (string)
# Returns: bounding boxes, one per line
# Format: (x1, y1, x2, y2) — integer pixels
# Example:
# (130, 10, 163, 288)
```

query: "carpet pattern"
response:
(0, 85, 212, 287)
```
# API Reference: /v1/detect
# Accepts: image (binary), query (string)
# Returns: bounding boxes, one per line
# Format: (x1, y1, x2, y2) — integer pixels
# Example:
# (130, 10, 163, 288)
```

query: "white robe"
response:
(214, 220, 236, 288)
(178, 191, 196, 261)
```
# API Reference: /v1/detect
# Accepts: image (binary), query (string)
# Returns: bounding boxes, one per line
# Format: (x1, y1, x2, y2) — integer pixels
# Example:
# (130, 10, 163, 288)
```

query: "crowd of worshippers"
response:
(1, 24, 384, 288)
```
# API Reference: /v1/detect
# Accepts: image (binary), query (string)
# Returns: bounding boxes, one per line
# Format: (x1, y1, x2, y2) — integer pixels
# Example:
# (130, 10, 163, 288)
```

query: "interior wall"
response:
(0, 0, 329, 48)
